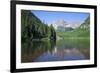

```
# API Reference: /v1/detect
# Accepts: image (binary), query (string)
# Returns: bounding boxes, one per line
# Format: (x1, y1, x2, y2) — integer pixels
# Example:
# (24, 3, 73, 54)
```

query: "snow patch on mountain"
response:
(52, 19, 81, 30)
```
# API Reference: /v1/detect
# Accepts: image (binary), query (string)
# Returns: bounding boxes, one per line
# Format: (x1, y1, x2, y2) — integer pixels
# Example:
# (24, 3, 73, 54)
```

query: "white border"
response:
(16, 4, 94, 69)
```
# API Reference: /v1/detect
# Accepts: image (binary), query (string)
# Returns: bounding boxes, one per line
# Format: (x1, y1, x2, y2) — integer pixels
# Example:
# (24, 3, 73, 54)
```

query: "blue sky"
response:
(31, 10, 89, 25)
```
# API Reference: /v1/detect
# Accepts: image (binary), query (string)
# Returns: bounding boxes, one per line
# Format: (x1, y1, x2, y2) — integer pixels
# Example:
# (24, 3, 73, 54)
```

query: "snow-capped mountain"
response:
(52, 19, 80, 31)
(53, 20, 67, 29)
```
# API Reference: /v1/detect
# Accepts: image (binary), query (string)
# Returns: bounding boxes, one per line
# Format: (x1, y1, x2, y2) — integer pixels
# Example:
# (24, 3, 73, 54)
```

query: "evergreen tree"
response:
(21, 10, 56, 42)
(50, 24, 56, 40)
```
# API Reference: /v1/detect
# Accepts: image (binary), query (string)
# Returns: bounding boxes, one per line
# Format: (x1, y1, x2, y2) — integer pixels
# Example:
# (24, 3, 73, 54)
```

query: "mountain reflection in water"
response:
(21, 39, 90, 63)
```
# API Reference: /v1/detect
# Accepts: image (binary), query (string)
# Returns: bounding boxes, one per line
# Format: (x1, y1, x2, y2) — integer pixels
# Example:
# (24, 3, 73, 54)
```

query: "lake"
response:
(21, 38, 90, 63)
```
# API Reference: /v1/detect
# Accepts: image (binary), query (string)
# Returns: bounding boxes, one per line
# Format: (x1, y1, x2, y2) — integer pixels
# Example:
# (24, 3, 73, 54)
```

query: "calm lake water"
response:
(21, 39, 90, 63)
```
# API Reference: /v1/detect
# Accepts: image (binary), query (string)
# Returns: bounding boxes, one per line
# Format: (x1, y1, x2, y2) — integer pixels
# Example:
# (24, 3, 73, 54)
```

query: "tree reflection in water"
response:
(21, 39, 90, 63)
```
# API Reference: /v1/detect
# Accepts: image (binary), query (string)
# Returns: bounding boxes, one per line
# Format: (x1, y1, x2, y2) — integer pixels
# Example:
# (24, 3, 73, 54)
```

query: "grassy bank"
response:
(56, 28, 90, 39)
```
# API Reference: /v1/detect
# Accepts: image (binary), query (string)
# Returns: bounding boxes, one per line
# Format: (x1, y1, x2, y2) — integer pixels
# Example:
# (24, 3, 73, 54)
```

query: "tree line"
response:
(21, 10, 56, 43)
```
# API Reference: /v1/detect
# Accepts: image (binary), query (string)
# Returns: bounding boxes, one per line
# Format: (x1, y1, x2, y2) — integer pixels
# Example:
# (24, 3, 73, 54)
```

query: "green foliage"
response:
(21, 10, 56, 43)
(56, 16, 90, 38)
(57, 28, 90, 38)
(49, 24, 56, 40)
(79, 15, 90, 29)
(81, 16, 90, 25)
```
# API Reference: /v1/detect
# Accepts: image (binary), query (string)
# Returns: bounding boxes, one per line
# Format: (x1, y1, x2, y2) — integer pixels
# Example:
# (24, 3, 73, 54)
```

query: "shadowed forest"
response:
(21, 10, 56, 43)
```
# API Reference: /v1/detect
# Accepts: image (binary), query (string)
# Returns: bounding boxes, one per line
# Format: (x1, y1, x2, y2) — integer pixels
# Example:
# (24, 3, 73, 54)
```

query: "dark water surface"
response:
(21, 39, 90, 63)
